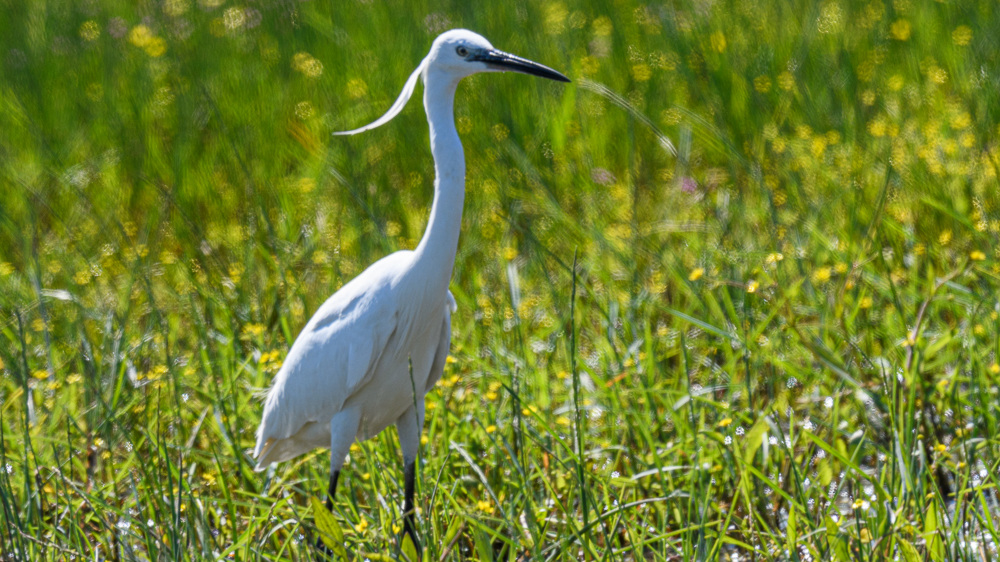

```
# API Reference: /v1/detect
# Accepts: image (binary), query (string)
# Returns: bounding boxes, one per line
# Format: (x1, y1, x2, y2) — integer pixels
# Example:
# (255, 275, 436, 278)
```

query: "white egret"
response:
(253, 29, 569, 551)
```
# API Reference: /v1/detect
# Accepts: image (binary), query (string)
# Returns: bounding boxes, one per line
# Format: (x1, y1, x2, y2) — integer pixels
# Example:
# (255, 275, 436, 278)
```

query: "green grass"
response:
(2, 0, 1000, 559)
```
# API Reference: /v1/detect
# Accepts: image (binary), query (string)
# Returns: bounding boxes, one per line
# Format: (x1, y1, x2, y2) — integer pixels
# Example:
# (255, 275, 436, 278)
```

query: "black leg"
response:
(315, 470, 341, 556)
(325, 470, 340, 512)
(402, 460, 421, 557)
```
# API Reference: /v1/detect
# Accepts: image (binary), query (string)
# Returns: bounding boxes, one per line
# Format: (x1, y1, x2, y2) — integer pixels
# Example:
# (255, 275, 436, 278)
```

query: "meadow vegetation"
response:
(2, 0, 1000, 559)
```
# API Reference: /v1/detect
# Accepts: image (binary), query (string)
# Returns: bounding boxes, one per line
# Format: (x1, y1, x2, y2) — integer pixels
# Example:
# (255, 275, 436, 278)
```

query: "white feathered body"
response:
(253, 250, 455, 470)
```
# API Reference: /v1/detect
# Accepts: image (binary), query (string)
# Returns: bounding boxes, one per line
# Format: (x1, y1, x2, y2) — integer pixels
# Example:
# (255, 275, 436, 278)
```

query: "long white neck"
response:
(413, 69, 465, 290)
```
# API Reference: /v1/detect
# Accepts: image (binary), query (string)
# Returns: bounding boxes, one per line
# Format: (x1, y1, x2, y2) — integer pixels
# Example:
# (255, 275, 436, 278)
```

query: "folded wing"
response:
(253, 253, 408, 464)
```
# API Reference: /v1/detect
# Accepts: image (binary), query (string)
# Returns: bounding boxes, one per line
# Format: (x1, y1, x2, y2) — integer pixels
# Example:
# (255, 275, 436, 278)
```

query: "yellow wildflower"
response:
(952, 26, 972, 46)
(812, 267, 832, 284)
(890, 19, 911, 41)
(293, 52, 324, 78)
(868, 117, 887, 137)
(543, 3, 568, 34)
(80, 21, 100, 41)
(346, 78, 366, 98)
(294, 101, 313, 120)
(129, 25, 154, 47)
(717, 417, 732, 428)
(777, 71, 795, 91)
(491, 124, 509, 142)
(746, 280, 759, 293)
(710, 31, 726, 53)
(592, 16, 613, 37)
(164, 0, 189, 16)
(631, 63, 651, 81)
(970, 250, 986, 261)
(688, 267, 704, 281)
(144, 37, 166, 57)
(580, 55, 600, 76)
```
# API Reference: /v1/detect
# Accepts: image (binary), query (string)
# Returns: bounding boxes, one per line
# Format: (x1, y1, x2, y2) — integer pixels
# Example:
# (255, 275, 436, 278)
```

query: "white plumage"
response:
(252, 28, 568, 550)
(253, 253, 455, 468)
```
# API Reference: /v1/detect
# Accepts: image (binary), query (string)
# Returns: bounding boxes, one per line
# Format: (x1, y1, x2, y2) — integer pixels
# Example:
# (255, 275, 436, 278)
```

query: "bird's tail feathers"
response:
(251, 385, 272, 401)
(253, 438, 276, 471)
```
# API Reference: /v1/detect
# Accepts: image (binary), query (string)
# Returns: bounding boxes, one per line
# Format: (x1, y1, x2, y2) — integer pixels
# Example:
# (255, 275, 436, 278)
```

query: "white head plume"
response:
(333, 57, 428, 136)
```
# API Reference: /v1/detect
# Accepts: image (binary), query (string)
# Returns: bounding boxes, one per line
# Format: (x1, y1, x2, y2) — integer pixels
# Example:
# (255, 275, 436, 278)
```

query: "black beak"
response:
(472, 49, 571, 83)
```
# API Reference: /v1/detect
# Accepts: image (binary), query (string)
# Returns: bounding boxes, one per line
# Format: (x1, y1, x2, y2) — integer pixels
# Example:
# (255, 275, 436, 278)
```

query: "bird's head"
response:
(334, 29, 569, 136)
(425, 29, 570, 83)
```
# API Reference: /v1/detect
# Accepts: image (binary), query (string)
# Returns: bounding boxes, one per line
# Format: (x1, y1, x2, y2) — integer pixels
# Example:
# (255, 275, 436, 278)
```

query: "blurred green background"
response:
(2, 0, 1000, 560)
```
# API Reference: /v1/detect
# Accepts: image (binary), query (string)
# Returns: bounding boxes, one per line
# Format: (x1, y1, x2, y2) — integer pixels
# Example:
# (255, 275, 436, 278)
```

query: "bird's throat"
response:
(413, 72, 465, 291)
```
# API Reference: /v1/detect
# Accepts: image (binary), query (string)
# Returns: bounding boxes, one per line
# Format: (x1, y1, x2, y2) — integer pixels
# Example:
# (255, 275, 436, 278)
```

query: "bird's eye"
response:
(456, 46, 469, 57)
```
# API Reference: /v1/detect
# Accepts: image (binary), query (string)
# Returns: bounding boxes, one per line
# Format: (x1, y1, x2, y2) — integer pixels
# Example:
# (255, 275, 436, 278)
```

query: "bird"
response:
(253, 29, 569, 552)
